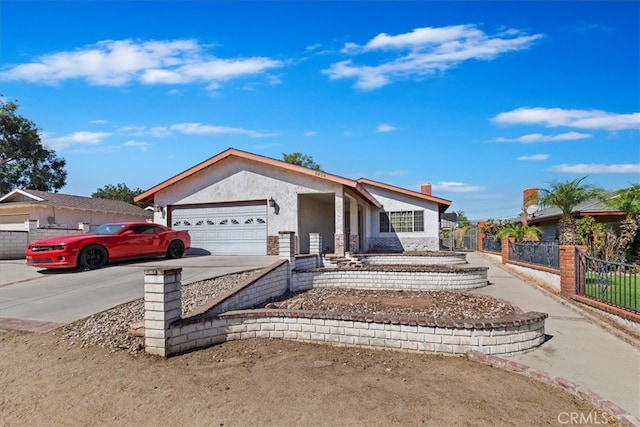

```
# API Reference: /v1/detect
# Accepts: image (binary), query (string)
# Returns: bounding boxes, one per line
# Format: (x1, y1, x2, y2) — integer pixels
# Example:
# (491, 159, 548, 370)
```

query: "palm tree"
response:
(538, 177, 604, 245)
(495, 223, 542, 242)
(602, 184, 640, 262)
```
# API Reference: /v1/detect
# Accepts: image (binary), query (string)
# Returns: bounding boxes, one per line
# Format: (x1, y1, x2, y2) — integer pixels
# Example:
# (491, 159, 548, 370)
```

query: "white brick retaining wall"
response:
(358, 253, 468, 266)
(292, 267, 489, 292)
(142, 261, 545, 358)
(167, 309, 547, 357)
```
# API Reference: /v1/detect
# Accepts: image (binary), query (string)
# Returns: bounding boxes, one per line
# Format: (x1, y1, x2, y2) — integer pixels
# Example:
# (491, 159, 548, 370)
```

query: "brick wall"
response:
(0, 227, 85, 260)
(358, 253, 467, 266)
(292, 268, 489, 293)
(166, 308, 547, 357)
(0, 231, 28, 259)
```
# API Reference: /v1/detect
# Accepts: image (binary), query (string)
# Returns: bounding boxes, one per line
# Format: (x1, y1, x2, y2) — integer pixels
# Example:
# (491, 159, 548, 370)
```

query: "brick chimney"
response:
(523, 188, 539, 224)
(420, 183, 432, 196)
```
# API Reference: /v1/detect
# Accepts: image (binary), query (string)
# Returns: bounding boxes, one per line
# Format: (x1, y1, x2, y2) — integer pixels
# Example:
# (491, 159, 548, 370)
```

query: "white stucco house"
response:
(0, 189, 152, 231)
(134, 148, 452, 256)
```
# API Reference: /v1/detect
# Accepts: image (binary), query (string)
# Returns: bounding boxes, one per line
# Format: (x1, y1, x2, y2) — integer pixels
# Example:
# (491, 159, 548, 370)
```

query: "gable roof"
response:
(135, 148, 453, 212)
(357, 178, 452, 213)
(0, 189, 152, 217)
(528, 197, 625, 224)
(135, 148, 385, 207)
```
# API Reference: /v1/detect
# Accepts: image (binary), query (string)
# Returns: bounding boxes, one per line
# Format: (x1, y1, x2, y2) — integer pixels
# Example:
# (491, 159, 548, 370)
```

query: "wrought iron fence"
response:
(576, 248, 639, 314)
(508, 241, 559, 269)
(483, 236, 502, 253)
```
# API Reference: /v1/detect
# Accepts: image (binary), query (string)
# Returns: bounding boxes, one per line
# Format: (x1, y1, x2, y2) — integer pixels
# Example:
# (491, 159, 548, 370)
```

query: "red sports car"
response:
(26, 222, 191, 270)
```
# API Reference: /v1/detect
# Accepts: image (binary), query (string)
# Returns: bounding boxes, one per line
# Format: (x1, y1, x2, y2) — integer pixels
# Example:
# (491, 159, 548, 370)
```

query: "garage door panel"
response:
(170, 203, 267, 255)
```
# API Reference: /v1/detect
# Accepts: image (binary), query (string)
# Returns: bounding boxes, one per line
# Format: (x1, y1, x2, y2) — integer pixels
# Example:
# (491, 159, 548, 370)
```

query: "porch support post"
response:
(349, 198, 360, 254)
(334, 193, 345, 256)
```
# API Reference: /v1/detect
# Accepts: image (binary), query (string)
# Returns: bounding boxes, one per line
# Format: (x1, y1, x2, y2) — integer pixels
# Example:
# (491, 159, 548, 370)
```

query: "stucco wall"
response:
(154, 157, 345, 238)
(298, 195, 334, 253)
(360, 185, 441, 252)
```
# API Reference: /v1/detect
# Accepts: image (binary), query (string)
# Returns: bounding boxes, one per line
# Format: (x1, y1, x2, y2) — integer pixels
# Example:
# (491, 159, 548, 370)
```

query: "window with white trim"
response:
(379, 210, 424, 232)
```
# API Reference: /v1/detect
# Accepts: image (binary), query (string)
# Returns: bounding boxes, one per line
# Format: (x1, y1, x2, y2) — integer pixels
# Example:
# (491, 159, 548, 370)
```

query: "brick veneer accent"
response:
(267, 235, 279, 255)
(144, 268, 183, 357)
(334, 233, 345, 256)
(349, 234, 360, 254)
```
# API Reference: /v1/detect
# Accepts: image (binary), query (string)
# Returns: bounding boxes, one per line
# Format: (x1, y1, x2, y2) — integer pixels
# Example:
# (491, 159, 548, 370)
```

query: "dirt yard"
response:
(0, 328, 619, 427)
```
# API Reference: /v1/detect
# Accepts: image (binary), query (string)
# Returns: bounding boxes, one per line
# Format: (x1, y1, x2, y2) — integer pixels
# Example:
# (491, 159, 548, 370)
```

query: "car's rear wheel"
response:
(166, 240, 185, 259)
(78, 245, 108, 270)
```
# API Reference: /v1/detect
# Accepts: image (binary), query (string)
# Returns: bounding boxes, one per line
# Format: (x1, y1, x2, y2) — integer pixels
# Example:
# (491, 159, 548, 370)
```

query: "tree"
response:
(282, 152, 322, 171)
(601, 184, 640, 262)
(494, 223, 542, 242)
(92, 183, 146, 207)
(537, 176, 604, 245)
(0, 99, 67, 194)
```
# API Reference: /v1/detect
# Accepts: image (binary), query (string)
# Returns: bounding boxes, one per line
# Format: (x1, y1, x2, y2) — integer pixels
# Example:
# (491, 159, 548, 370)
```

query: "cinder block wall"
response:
(0, 231, 28, 259)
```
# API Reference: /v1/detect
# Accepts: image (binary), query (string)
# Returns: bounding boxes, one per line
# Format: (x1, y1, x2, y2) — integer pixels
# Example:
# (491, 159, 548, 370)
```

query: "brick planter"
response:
(293, 265, 489, 292)
(166, 309, 547, 357)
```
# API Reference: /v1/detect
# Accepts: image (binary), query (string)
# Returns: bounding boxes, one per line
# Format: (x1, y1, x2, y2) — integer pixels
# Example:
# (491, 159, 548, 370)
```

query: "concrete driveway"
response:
(0, 255, 277, 332)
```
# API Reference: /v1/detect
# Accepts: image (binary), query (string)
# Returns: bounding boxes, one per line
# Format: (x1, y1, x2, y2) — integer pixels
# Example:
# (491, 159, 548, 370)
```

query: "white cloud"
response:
(324, 24, 543, 90)
(518, 154, 549, 161)
(167, 89, 183, 96)
(377, 123, 397, 133)
(492, 107, 640, 131)
(89, 119, 108, 125)
(375, 169, 408, 177)
(305, 43, 322, 52)
(303, 131, 317, 137)
(494, 131, 591, 143)
(431, 181, 487, 193)
(124, 140, 150, 151)
(118, 125, 172, 137)
(1, 39, 283, 90)
(43, 131, 112, 150)
(170, 122, 278, 138)
(549, 163, 640, 174)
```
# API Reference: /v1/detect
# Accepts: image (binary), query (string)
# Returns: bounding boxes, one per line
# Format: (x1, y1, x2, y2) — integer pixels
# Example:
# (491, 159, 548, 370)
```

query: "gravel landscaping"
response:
(57, 270, 518, 355)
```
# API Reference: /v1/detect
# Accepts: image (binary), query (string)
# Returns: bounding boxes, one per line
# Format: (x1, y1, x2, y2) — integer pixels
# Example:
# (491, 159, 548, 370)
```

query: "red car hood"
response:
(29, 233, 97, 246)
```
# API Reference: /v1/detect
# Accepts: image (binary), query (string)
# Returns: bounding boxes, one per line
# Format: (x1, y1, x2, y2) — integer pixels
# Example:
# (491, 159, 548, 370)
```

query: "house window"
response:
(379, 210, 425, 232)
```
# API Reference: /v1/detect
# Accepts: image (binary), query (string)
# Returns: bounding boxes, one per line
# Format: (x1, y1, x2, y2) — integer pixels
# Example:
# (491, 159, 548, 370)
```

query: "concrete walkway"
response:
(466, 251, 640, 419)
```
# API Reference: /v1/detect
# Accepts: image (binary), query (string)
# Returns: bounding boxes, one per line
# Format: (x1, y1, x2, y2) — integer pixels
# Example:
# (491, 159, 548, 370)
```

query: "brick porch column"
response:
(279, 231, 295, 290)
(144, 268, 182, 357)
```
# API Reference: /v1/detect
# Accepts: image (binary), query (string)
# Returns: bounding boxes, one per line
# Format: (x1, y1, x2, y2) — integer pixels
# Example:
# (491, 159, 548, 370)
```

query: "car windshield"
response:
(91, 224, 127, 235)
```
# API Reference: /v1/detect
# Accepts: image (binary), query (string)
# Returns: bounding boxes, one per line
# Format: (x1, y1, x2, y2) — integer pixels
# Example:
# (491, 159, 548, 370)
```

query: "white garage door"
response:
(170, 202, 267, 255)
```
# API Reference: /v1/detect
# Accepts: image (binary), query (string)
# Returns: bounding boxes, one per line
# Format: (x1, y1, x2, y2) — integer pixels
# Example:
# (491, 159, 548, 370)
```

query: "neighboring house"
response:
(0, 189, 153, 231)
(134, 148, 451, 256)
(522, 188, 626, 241)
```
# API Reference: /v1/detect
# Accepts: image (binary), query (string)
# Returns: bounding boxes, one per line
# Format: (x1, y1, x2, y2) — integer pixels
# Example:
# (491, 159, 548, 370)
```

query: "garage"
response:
(169, 202, 267, 255)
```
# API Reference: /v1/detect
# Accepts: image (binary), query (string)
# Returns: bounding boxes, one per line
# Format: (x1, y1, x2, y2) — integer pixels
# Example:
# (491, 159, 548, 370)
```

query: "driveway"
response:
(0, 255, 277, 332)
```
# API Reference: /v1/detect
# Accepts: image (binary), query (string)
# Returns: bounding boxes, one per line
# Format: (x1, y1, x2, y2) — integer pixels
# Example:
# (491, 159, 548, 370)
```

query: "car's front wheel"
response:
(166, 240, 185, 259)
(78, 245, 108, 270)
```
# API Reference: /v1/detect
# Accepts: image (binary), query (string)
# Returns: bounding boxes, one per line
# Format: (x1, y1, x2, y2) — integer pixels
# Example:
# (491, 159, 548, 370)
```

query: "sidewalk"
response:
(466, 251, 640, 419)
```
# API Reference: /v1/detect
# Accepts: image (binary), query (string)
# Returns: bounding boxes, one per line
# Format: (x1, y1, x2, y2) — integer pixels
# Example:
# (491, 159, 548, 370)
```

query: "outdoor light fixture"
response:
(268, 197, 276, 207)
(155, 205, 164, 213)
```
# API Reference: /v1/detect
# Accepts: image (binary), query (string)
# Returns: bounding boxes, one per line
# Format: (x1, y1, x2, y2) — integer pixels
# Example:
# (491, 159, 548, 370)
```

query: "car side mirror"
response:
(123, 230, 135, 235)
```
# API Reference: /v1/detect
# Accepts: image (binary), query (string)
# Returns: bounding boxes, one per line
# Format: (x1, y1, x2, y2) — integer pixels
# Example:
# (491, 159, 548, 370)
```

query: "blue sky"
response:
(2, 1, 638, 220)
